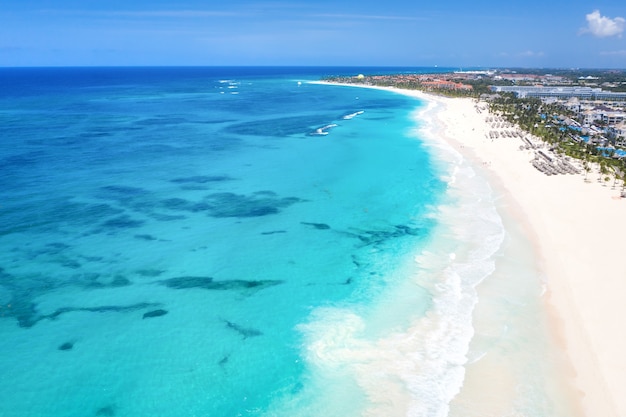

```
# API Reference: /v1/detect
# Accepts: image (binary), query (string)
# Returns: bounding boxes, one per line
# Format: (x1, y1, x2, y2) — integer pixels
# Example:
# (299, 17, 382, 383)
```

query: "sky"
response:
(1, 0, 625, 68)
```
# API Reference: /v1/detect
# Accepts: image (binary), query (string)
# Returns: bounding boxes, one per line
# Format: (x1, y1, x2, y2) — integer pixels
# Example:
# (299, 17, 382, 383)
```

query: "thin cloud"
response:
(581, 10, 625, 38)
(105, 10, 239, 18)
(519, 50, 545, 57)
(38, 9, 240, 18)
(497, 51, 544, 58)
(599, 50, 626, 56)
(312, 13, 423, 21)
(36, 8, 422, 25)
(36, 7, 420, 23)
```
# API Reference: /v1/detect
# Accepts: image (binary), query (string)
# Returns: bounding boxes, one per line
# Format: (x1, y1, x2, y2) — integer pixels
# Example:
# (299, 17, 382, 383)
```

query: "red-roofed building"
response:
(422, 79, 473, 91)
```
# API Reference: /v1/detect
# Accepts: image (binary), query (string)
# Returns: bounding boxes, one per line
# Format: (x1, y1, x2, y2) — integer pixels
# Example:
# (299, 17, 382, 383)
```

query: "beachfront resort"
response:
(325, 70, 626, 192)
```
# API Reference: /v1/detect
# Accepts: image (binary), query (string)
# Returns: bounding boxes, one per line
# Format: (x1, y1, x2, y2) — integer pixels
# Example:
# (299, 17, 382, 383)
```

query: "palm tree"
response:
(598, 161, 608, 183)
(611, 167, 621, 189)
(583, 160, 591, 182)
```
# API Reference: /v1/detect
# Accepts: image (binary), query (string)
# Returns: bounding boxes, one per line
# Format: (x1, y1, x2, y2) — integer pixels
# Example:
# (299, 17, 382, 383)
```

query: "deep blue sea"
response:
(0, 67, 581, 417)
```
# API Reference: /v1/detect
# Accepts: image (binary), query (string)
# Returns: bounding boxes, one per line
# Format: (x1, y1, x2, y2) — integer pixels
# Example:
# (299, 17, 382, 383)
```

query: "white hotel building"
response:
(490, 86, 626, 101)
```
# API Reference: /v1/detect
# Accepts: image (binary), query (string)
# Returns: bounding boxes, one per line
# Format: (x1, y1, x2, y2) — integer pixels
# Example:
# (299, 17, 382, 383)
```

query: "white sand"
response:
(423, 93, 626, 417)
(315, 81, 626, 416)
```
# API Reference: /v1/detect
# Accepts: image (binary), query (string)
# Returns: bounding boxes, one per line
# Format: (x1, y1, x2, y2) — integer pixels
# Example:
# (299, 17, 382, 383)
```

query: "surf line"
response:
(309, 124, 338, 136)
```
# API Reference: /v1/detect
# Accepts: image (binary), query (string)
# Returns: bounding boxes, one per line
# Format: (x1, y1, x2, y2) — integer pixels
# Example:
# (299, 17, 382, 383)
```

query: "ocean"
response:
(0, 67, 576, 417)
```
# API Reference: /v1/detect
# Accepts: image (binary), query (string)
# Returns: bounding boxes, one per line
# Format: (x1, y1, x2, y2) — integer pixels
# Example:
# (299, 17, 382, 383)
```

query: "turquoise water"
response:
(0, 68, 452, 416)
(0, 67, 582, 417)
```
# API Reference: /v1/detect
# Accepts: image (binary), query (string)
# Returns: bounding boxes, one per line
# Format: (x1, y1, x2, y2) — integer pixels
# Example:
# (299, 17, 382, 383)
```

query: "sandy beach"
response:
(423, 92, 626, 417)
(414, 90, 626, 416)
(318, 81, 626, 416)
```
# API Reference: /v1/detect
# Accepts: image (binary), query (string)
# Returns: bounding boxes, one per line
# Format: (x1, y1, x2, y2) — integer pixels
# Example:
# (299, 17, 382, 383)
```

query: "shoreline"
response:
(315, 82, 626, 416)
(423, 92, 625, 417)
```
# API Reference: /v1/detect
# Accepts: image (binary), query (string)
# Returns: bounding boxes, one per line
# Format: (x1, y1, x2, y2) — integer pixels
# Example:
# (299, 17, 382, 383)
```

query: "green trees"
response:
(487, 94, 626, 178)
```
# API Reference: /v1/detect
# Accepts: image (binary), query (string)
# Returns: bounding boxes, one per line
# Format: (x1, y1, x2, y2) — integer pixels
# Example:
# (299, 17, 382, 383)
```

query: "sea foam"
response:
(267, 105, 505, 417)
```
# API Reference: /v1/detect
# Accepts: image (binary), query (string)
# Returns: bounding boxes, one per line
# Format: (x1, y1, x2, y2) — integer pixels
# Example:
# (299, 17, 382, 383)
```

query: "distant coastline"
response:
(321, 71, 626, 195)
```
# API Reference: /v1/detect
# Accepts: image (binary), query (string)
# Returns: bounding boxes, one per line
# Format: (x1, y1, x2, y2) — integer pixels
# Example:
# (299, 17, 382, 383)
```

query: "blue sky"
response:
(1, 1, 625, 68)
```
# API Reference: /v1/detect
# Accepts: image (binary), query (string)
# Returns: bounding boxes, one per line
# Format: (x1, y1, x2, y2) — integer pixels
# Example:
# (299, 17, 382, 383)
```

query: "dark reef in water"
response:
(159, 276, 283, 292)
(344, 224, 423, 247)
(134, 234, 158, 241)
(94, 186, 153, 218)
(135, 269, 165, 277)
(179, 185, 210, 191)
(301, 221, 331, 230)
(43, 242, 71, 254)
(43, 303, 162, 321)
(60, 258, 82, 269)
(1, 198, 125, 236)
(0, 268, 141, 327)
(84, 275, 132, 289)
(158, 276, 212, 289)
(101, 215, 145, 229)
(4, 297, 163, 328)
(149, 213, 186, 222)
(58, 341, 74, 351)
(95, 405, 116, 416)
(171, 175, 233, 184)
(143, 309, 168, 319)
(223, 319, 263, 339)
(218, 353, 230, 366)
(154, 191, 303, 218)
(203, 192, 304, 218)
(89, 182, 305, 226)
(0, 267, 45, 327)
(135, 116, 189, 126)
(8, 303, 40, 329)
(160, 198, 211, 212)
(394, 224, 422, 235)
(99, 185, 149, 197)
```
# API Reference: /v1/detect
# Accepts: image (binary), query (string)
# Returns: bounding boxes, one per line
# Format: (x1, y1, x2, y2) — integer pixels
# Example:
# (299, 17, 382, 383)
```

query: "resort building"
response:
(490, 86, 626, 101)
(421, 79, 473, 91)
(614, 124, 626, 147)
(578, 105, 626, 126)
